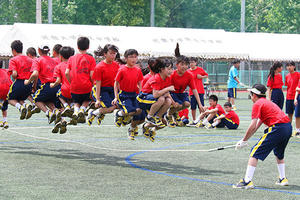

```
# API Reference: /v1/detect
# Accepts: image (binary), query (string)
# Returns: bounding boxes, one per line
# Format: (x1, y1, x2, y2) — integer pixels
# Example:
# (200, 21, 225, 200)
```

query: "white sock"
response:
(79, 106, 86, 112)
(15, 103, 21, 110)
(244, 165, 256, 183)
(212, 121, 219, 127)
(63, 103, 68, 108)
(118, 110, 124, 116)
(74, 107, 80, 113)
(3, 117, 7, 122)
(296, 128, 300, 132)
(203, 119, 209, 125)
(277, 163, 285, 179)
(92, 109, 100, 115)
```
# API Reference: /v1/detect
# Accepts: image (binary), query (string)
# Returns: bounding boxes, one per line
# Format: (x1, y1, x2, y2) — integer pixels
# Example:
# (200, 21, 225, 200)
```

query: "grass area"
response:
(0, 96, 300, 200)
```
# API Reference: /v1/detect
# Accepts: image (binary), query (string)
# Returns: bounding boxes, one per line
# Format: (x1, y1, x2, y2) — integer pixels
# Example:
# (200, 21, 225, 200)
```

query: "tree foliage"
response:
(0, 0, 299, 33)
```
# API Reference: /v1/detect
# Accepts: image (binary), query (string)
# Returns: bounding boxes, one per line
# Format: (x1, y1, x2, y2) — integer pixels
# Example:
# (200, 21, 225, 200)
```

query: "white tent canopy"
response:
(0, 23, 299, 61)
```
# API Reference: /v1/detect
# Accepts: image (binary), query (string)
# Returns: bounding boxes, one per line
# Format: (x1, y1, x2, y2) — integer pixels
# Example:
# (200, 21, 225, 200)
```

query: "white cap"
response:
(247, 84, 267, 96)
(38, 45, 50, 51)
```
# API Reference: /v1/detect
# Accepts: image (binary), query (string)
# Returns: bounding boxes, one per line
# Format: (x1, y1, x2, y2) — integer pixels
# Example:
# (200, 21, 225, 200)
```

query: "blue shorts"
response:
(7, 79, 32, 101)
(228, 88, 237, 98)
(133, 109, 146, 121)
(57, 89, 72, 102)
(91, 86, 115, 108)
(118, 91, 138, 114)
(190, 94, 204, 110)
(71, 93, 91, 105)
(222, 118, 239, 129)
(250, 123, 292, 161)
(33, 83, 60, 104)
(295, 95, 300, 117)
(285, 99, 295, 114)
(209, 114, 225, 128)
(171, 92, 189, 105)
(271, 88, 284, 110)
(1, 100, 8, 111)
(137, 92, 157, 111)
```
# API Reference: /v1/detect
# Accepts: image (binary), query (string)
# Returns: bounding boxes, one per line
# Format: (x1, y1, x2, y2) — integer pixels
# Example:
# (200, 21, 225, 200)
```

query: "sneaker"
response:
(87, 110, 96, 126)
(173, 112, 183, 126)
(0, 121, 3, 127)
(165, 115, 176, 128)
(122, 115, 132, 126)
(133, 126, 138, 136)
(31, 105, 41, 114)
(60, 120, 67, 134)
(19, 105, 27, 120)
(97, 114, 105, 125)
(142, 123, 150, 138)
(128, 128, 135, 140)
(188, 122, 198, 127)
(68, 118, 77, 126)
(54, 109, 62, 124)
(155, 117, 166, 128)
(275, 177, 288, 186)
(47, 111, 56, 124)
(115, 111, 123, 127)
(25, 104, 33, 119)
(85, 102, 96, 115)
(195, 121, 204, 128)
(3, 121, 9, 129)
(146, 116, 157, 125)
(205, 123, 215, 129)
(149, 127, 156, 142)
(295, 132, 300, 138)
(52, 121, 61, 134)
(233, 179, 254, 189)
(61, 105, 72, 117)
(77, 109, 86, 123)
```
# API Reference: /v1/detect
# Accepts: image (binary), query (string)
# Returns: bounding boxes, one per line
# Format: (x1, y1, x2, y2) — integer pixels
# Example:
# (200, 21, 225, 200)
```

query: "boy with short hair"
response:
(7, 40, 33, 120)
(112, 49, 143, 129)
(166, 56, 204, 127)
(65, 37, 96, 124)
(188, 57, 208, 125)
(52, 44, 62, 64)
(196, 94, 225, 128)
(211, 102, 239, 129)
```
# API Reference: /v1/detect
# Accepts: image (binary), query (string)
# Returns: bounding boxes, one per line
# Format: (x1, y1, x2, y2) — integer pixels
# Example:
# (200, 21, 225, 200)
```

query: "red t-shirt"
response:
(142, 73, 154, 88)
(67, 54, 96, 94)
(53, 62, 71, 99)
(179, 108, 189, 119)
(8, 55, 32, 80)
(225, 110, 240, 125)
(152, 73, 172, 91)
(188, 67, 208, 95)
(115, 65, 143, 93)
(53, 57, 61, 64)
(171, 70, 195, 93)
(267, 74, 283, 89)
(31, 56, 58, 83)
(208, 104, 225, 116)
(252, 98, 290, 126)
(141, 76, 155, 94)
(285, 72, 299, 100)
(0, 69, 12, 100)
(92, 61, 119, 87)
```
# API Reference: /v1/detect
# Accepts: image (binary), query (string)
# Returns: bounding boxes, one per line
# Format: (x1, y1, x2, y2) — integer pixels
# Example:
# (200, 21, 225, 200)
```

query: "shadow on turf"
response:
(1, 146, 236, 176)
(256, 184, 300, 192)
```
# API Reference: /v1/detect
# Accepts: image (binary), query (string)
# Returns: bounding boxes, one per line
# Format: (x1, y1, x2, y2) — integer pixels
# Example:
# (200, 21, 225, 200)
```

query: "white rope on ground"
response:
(4, 129, 236, 152)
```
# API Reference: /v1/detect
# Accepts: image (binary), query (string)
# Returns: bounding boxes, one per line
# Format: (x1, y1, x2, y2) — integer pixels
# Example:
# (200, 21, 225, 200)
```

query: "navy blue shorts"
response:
(71, 93, 91, 105)
(285, 99, 295, 114)
(7, 79, 32, 101)
(137, 92, 157, 111)
(1, 100, 8, 111)
(57, 89, 72, 102)
(228, 88, 237, 98)
(91, 86, 115, 108)
(209, 114, 225, 128)
(295, 95, 300, 117)
(171, 92, 189, 105)
(222, 118, 238, 129)
(190, 94, 204, 110)
(33, 83, 60, 104)
(133, 109, 146, 121)
(250, 123, 292, 161)
(118, 91, 138, 114)
(271, 88, 284, 110)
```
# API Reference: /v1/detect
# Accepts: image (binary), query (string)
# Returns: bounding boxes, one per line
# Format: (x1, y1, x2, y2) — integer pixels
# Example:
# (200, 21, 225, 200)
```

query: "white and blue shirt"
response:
(227, 66, 239, 88)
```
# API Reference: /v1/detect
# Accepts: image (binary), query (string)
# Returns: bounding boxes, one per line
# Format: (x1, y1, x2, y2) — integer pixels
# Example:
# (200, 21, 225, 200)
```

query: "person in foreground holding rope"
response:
(233, 84, 292, 189)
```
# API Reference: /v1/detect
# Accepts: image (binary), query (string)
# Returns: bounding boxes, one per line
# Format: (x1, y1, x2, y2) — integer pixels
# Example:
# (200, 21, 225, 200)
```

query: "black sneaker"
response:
(146, 116, 157, 125)
(60, 120, 67, 134)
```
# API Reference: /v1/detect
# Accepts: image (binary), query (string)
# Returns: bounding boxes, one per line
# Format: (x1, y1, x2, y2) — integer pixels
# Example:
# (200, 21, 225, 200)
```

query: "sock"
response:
(118, 110, 124, 116)
(70, 103, 75, 107)
(79, 106, 86, 112)
(277, 163, 285, 179)
(296, 128, 300, 133)
(244, 165, 256, 183)
(46, 110, 50, 115)
(147, 114, 153, 118)
(63, 103, 68, 108)
(3, 117, 7, 122)
(212, 121, 219, 127)
(93, 109, 100, 115)
(22, 102, 27, 107)
(203, 119, 208, 125)
(74, 107, 80, 113)
(32, 103, 35, 106)
(15, 103, 21, 110)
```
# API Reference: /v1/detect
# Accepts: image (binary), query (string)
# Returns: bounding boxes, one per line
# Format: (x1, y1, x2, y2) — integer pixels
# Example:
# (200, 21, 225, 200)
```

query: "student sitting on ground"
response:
(210, 102, 239, 129)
